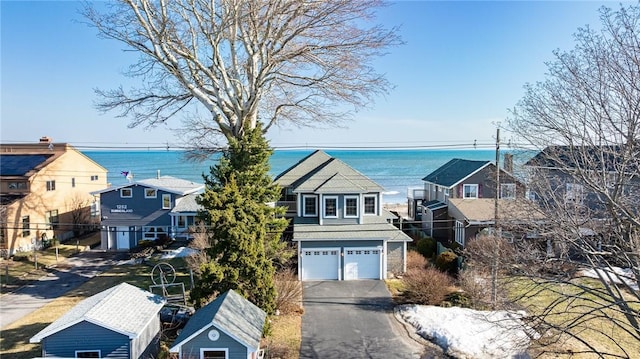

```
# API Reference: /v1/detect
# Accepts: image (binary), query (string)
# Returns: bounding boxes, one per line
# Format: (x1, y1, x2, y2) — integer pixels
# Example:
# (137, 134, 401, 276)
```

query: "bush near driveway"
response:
(406, 249, 428, 270)
(403, 266, 454, 305)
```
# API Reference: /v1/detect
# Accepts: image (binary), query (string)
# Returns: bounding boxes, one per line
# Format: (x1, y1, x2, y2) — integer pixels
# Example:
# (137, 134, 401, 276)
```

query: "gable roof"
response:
(30, 283, 165, 343)
(422, 158, 492, 188)
(525, 145, 630, 172)
(275, 151, 384, 193)
(447, 198, 545, 225)
(170, 290, 266, 353)
(92, 176, 204, 196)
(274, 150, 333, 187)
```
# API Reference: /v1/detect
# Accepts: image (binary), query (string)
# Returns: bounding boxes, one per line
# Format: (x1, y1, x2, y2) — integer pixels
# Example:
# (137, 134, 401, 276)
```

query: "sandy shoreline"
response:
(383, 202, 409, 218)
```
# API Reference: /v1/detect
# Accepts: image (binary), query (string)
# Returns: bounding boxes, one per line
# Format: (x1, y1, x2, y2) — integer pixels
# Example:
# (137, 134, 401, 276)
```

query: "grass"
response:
(263, 314, 302, 359)
(507, 276, 640, 358)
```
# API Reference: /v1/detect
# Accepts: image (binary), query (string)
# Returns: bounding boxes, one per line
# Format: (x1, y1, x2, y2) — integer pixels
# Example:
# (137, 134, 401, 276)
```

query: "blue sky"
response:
(0, 1, 621, 150)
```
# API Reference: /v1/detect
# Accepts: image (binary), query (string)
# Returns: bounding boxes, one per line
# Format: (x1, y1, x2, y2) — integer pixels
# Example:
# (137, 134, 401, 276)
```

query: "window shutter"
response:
(478, 184, 483, 198)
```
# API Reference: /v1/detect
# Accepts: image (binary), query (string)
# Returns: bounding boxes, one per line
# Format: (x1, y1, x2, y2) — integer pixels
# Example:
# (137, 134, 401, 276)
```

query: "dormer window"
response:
(344, 196, 359, 218)
(463, 184, 478, 199)
(364, 195, 377, 215)
(324, 196, 338, 218)
(303, 195, 317, 217)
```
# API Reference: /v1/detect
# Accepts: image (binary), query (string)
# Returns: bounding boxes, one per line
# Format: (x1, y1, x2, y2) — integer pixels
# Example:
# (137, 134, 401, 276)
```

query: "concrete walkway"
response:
(0, 251, 124, 329)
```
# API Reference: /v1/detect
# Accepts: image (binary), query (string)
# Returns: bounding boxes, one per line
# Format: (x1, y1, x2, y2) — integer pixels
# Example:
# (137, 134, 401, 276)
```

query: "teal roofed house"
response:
(274, 150, 411, 281)
(30, 283, 165, 359)
(169, 290, 266, 359)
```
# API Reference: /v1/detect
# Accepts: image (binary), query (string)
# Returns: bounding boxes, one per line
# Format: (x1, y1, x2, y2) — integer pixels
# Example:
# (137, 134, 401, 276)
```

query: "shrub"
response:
(138, 239, 155, 248)
(435, 250, 459, 276)
(402, 266, 454, 305)
(416, 236, 436, 259)
(406, 250, 427, 271)
(274, 268, 303, 315)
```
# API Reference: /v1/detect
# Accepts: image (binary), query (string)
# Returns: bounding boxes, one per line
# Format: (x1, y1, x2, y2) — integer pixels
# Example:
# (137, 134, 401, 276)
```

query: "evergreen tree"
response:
(190, 125, 288, 314)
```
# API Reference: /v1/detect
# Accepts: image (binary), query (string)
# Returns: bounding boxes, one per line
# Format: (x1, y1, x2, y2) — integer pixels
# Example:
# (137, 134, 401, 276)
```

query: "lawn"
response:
(507, 276, 640, 358)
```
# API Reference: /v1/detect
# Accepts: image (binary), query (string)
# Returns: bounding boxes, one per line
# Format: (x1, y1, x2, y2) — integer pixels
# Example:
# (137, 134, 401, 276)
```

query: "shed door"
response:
(301, 248, 340, 280)
(344, 247, 381, 280)
(116, 227, 130, 250)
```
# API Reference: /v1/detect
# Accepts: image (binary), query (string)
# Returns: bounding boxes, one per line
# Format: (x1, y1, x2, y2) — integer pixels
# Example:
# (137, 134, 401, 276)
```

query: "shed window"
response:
(75, 350, 101, 358)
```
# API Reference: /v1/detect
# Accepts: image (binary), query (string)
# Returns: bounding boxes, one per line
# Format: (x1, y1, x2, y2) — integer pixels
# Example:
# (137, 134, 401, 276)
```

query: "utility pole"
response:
(491, 126, 500, 309)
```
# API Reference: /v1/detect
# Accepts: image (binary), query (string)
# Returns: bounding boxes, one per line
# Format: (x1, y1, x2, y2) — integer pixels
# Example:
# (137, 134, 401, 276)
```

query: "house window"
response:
(323, 196, 338, 218)
(71, 178, 76, 187)
(364, 195, 377, 215)
(75, 350, 101, 358)
(120, 188, 132, 198)
(46, 180, 56, 191)
(201, 349, 227, 359)
(8, 181, 27, 190)
(143, 226, 167, 240)
(455, 220, 465, 246)
(303, 195, 317, 217)
(46, 210, 59, 229)
(162, 194, 171, 209)
(565, 183, 584, 204)
(145, 188, 157, 198)
(91, 201, 100, 217)
(177, 215, 186, 228)
(463, 184, 478, 199)
(22, 216, 30, 237)
(90, 175, 99, 181)
(344, 196, 358, 217)
(500, 183, 516, 200)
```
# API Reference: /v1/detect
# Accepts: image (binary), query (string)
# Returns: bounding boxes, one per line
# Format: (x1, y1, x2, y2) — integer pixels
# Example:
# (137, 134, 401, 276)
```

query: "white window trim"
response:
(302, 195, 318, 217)
(145, 188, 157, 198)
(363, 195, 377, 215)
(75, 349, 101, 358)
(323, 196, 338, 218)
(343, 195, 359, 218)
(455, 220, 465, 246)
(120, 188, 132, 198)
(200, 348, 228, 359)
(162, 194, 171, 209)
(500, 183, 516, 199)
(463, 184, 478, 199)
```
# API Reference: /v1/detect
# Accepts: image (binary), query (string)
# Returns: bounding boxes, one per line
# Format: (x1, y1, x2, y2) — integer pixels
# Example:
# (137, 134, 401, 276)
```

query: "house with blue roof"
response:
(169, 289, 266, 359)
(274, 150, 411, 280)
(0, 137, 108, 256)
(415, 157, 526, 246)
(30, 282, 166, 359)
(92, 175, 204, 250)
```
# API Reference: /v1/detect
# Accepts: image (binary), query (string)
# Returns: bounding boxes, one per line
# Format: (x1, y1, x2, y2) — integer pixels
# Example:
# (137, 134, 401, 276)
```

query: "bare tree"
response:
(65, 194, 91, 238)
(507, 3, 640, 357)
(83, 0, 401, 151)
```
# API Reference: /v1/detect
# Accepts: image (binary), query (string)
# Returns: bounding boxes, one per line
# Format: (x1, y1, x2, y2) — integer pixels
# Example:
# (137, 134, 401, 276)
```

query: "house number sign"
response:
(111, 204, 133, 213)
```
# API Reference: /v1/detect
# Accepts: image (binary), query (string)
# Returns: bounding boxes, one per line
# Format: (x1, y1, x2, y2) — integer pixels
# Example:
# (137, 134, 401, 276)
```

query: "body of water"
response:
(84, 149, 526, 204)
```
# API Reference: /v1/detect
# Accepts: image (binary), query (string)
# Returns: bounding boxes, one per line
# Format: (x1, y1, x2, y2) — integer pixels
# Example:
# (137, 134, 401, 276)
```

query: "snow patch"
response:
(397, 305, 538, 359)
(160, 247, 198, 259)
(577, 266, 638, 291)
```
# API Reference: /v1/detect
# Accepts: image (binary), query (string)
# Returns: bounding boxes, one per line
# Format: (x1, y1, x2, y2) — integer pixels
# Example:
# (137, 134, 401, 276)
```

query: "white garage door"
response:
(344, 247, 381, 280)
(301, 248, 340, 280)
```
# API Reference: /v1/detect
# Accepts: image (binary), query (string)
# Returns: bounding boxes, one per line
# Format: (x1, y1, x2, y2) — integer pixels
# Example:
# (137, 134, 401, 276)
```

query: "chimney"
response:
(157, 170, 160, 179)
(503, 153, 514, 173)
(39, 136, 52, 143)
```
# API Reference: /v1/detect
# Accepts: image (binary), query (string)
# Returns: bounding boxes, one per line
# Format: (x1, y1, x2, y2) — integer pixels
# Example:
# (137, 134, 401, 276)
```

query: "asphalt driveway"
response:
(300, 280, 425, 359)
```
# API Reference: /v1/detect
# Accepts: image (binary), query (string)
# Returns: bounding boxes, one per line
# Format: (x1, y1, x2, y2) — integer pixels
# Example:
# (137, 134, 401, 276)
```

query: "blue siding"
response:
(100, 185, 177, 227)
(180, 325, 248, 359)
(41, 321, 130, 358)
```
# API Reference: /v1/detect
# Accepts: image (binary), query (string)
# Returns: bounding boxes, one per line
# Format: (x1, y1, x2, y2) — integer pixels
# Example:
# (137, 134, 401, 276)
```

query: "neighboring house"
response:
(0, 137, 108, 256)
(413, 157, 525, 245)
(92, 176, 204, 251)
(30, 282, 166, 359)
(274, 150, 412, 281)
(169, 289, 266, 359)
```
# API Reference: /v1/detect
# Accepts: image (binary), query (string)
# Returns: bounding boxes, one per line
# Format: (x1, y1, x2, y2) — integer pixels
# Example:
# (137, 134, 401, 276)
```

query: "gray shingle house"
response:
(92, 176, 204, 250)
(169, 290, 266, 359)
(30, 282, 165, 358)
(415, 158, 525, 245)
(275, 150, 411, 280)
